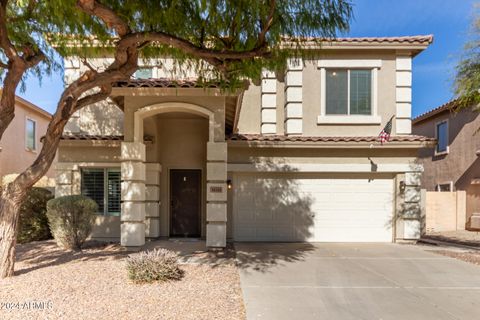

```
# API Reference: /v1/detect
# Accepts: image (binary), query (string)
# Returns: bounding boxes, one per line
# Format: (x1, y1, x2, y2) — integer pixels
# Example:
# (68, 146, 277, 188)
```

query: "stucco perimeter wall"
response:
(413, 109, 480, 220)
(236, 50, 401, 136)
(425, 191, 466, 232)
(56, 143, 122, 239)
(227, 146, 424, 240)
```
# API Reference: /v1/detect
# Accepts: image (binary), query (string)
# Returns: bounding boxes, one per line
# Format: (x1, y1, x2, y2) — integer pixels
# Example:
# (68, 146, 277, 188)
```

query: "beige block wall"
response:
(0, 102, 54, 180)
(425, 191, 466, 232)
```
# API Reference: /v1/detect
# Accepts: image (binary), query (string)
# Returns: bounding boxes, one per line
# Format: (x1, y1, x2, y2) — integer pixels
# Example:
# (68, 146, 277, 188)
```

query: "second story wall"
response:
(237, 49, 413, 137)
(0, 97, 54, 179)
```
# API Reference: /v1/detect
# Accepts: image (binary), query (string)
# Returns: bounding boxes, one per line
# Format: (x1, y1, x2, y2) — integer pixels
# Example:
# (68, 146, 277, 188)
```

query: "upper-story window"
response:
(318, 59, 381, 124)
(435, 120, 448, 154)
(134, 68, 153, 79)
(326, 69, 372, 116)
(25, 118, 36, 151)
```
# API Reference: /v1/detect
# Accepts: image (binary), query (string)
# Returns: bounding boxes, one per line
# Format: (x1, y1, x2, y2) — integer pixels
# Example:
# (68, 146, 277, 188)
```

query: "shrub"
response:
(17, 188, 54, 244)
(126, 249, 183, 283)
(46, 195, 98, 250)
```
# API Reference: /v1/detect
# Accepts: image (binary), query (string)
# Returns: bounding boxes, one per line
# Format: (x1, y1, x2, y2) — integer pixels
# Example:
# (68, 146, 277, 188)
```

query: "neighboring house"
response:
(0, 90, 55, 183)
(412, 101, 480, 229)
(56, 35, 435, 248)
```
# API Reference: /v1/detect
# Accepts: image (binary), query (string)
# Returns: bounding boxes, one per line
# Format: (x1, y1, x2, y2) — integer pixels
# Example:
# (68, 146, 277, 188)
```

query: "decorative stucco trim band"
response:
(261, 70, 277, 134)
(284, 58, 303, 135)
(206, 142, 227, 247)
(395, 56, 412, 134)
(120, 141, 146, 247)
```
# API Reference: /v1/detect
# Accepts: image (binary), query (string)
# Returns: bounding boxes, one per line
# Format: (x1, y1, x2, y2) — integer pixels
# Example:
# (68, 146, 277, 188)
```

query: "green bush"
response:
(46, 195, 98, 250)
(126, 249, 183, 283)
(17, 188, 54, 244)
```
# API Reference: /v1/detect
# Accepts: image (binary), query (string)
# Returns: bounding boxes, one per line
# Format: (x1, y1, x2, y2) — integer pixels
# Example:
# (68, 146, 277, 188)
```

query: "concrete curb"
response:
(418, 238, 480, 251)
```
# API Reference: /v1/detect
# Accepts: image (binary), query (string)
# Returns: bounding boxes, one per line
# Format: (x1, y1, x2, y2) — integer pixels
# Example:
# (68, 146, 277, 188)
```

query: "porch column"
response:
(145, 163, 161, 238)
(206, 142, 228, 247)
(120, 142, 146, 247)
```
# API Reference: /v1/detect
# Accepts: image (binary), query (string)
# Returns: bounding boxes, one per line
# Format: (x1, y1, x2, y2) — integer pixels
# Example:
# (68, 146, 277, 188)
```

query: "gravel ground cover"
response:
(0, 240, 245, 320)
(424, 230, 480, 247)
(429, 249, 480, 266)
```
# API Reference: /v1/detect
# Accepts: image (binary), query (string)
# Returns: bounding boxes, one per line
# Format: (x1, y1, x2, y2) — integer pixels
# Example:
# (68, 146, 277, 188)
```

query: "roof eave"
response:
(227, 140, 436, 149)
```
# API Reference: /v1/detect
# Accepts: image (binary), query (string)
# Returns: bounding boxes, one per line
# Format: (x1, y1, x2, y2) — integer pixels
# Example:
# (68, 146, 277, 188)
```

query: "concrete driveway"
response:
(235, 243, 480, 320)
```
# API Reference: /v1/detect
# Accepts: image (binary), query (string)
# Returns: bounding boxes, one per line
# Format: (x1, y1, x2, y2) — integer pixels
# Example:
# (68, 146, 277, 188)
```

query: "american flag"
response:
(378, 116, 394, 144)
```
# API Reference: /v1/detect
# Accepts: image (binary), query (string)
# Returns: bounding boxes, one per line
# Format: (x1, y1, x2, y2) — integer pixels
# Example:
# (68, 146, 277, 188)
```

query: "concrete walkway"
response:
(235, 243, 480, 320)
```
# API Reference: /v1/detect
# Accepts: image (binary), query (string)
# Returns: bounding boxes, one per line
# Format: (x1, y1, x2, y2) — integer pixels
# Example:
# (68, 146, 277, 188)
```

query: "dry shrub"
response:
(126, 248, 183, 283)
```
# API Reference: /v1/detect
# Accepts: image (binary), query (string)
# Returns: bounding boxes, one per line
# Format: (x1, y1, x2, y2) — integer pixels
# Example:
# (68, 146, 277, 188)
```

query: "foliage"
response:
(454, 8, 480, 110)
(126, 249, 183, 283)
(17, 187, 54, 244)
(46, 195, 97, 250)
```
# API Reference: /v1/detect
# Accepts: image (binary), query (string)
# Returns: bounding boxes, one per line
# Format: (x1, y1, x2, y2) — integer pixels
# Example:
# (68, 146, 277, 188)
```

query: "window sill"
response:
(434, 150, 449, 157)
(317, 115, 381, 125)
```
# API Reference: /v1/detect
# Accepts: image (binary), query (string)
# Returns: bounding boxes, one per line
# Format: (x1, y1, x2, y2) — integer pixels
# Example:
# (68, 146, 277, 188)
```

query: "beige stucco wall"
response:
(0, 99, 54, 180)
(425, 191, 466, 232)
(413, 109, 480, 221)
(236, 50, 399, 136)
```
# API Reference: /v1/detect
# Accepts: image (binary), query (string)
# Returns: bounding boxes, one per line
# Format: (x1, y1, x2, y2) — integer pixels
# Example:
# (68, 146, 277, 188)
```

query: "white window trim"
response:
(25, 117, 37, 152)
(435, 181, 453, 192)
(318, 63, 380, 125)
(434, 119, 449, 156)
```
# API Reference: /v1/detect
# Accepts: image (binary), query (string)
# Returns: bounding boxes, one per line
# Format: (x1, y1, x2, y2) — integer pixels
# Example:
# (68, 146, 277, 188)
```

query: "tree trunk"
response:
(0, 184, 26, 278)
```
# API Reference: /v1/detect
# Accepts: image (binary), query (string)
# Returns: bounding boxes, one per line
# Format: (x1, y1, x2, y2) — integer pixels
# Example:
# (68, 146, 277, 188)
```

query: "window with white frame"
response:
(25, 118, 36, 151)
(134, 68, 153, 79)
(326, 69, 372, 115)
(81, 168, 121, 216)
(436, 120, 448, 154)
(436, 182, 452, 192)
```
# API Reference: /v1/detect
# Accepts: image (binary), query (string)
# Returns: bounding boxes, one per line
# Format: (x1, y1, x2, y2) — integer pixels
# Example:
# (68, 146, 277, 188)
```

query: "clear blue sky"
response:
(18, 0, 477, 117)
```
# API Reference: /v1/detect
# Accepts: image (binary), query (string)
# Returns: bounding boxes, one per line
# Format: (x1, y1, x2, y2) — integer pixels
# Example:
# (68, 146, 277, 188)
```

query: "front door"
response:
(170, 169, 201, 237)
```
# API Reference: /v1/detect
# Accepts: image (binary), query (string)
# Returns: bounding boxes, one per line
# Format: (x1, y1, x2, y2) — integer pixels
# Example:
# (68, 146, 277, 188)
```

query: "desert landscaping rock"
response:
(0, 241, 245, 320)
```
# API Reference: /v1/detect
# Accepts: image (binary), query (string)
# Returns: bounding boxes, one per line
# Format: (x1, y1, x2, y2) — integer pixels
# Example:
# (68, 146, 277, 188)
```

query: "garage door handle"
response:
(311, 214, 315, 217)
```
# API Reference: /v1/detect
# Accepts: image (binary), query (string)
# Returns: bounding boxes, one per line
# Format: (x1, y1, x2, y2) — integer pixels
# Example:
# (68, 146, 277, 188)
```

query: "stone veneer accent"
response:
(205, 142, 228, 247)
(395, 56, 412, 134)
(261, 70, 277, 134)
(120, 142, 146, 246)
(284, 58, 303, 135)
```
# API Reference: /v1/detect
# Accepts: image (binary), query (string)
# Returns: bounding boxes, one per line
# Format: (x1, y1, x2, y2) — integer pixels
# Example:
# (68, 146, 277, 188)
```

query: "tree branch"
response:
(0, 0, 19, 60)
(76, 0, 131, 36)
(257, 0, 276, 47)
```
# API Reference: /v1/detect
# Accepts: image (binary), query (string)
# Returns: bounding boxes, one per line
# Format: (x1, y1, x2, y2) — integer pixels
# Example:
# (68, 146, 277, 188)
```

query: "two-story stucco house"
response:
(55, 35, 435, 248)
(412, 101, 480, 229)
(0, 90, 55, 184)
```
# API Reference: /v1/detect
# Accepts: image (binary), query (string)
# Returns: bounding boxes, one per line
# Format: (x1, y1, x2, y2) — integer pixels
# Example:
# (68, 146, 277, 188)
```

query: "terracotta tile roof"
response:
(412, 99, 458, 124)
(113, 78, 224, 88)
(324, 35, 433, 45)
(61, 134, 124, 141)
(228, 134, 436, 143)
(282, 35, 433, 46)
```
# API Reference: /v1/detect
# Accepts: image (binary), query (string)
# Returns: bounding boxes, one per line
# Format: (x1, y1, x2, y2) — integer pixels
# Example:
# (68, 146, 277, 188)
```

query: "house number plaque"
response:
(210, 186, 223, 193)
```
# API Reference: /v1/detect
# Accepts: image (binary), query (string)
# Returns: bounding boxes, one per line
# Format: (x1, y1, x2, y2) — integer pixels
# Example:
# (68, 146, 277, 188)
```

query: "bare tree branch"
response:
(257, 0, 276, 47)
(76, 0, 131, 36)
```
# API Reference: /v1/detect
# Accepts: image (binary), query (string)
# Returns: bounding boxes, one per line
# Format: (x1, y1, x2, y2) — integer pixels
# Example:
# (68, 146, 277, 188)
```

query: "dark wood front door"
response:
(170, 169, 201, 237)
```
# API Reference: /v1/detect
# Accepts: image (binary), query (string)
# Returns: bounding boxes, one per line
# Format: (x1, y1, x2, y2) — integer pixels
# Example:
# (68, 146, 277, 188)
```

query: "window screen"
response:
(107, 170, 121, 216)
(81, 169, 105, 213)
(134, 68, 153, 79)
(436, 121, 448, 153)
(326, 69, 348, 115)
(350, 70, 372, 115)
(26, 119, 36, 150)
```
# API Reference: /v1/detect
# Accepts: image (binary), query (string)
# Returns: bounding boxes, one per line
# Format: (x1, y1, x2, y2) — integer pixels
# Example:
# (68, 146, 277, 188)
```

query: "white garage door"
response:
(233, 174, 394, 242)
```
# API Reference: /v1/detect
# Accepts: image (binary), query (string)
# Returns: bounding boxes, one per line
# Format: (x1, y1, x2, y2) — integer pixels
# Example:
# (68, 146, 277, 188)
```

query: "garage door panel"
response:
(234, 174, 393, 242)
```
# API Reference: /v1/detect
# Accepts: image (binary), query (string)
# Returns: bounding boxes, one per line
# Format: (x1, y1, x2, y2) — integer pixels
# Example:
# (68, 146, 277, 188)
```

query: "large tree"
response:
(454, 9, 480, 109)
(0, 0, 353, 278)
